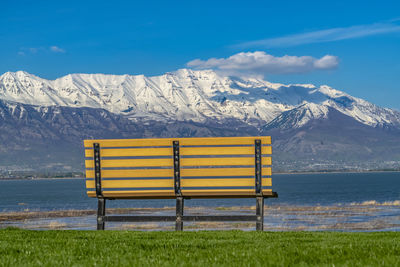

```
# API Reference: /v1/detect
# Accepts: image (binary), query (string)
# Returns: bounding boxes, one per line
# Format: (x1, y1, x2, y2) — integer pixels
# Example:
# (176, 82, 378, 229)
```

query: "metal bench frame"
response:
(91, 139, 278, 231)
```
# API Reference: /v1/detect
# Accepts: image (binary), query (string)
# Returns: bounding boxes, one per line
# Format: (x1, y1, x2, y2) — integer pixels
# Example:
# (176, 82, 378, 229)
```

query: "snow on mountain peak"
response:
(0, 69, 399, 128)
(263, 102, 331, 130)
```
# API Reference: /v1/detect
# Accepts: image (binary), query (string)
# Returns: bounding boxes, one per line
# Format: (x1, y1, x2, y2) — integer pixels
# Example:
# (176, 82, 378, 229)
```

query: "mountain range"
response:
(1, 69, 399, 173)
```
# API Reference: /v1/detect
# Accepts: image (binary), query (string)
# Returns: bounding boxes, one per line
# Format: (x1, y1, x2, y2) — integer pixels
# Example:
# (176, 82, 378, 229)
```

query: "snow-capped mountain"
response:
(1, 69, 399, 129)
(1, 69, 400, 173)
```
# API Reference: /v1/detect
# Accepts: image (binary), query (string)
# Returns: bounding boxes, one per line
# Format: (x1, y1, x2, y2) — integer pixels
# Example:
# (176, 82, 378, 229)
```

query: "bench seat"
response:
(84, 136, 272, 198)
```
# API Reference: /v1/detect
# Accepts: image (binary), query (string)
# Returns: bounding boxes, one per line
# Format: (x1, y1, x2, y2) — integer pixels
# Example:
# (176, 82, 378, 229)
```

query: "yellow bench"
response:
(84, 136, 277, 230)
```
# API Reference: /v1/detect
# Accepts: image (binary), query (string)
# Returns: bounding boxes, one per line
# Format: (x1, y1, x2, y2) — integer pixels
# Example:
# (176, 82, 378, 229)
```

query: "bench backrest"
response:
(84, 136, 272, 198)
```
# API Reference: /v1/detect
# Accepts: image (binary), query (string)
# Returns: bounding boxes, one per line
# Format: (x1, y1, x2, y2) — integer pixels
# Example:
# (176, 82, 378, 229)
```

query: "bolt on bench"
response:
(84, 136, 277, 231)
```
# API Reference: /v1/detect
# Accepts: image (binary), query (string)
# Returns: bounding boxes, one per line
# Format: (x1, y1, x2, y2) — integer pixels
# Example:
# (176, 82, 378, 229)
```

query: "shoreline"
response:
(1, 203, 399, 231)
(0, 207, 175, 222)
(2, 200, 399, 221)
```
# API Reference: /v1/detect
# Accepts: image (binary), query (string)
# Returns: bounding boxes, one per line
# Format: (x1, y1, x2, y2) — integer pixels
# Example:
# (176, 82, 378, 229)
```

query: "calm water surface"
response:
(0, 172, 399, 231)
(0, 172, 399, 212)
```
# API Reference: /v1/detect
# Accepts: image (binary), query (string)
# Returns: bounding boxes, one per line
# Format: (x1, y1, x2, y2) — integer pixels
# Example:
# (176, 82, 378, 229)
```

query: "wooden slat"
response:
(181, 189, 273, 197)
(180, 146, 271, 156)
(181, 190, 255, 196)
(86, 167, 271, 179)
(180, 157, 271, 166)
(179, 136, 271, 146)
(87, 190, 275, 198)
(181, 178, 271, 187)
(85, 157, 271, 168)
(86, 179, 173, 189)
(85, 169, 174, 178)
(264, 157, 272, 165)
(263, 178, 272, 186)
(85, 147, 172, 158)
(85, 158, 173, 168)
(180, 167, 271, 177)
(84, 139, 173, 148)
(87, 191, 96, 198)
(85, 147, 272, 158)
(87, 191, 176, 198)
(86, 180, 94, 188)
(86, 178, 272, 189)
(84, 136, 271, 148)
(181, 167, 254, 177)
(263, 167, 272, 176)
(262, 189, 273, 195)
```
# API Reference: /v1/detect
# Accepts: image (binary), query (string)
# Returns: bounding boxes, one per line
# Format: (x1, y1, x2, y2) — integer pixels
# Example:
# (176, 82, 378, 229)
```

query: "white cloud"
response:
(187, 51, 338, 77)
(313, 55, 339, 70)
(17, 47, 40, 56)
(17, 46, 66, 56)
(50, 46, 65, 53)
(234, 22, 400, 48)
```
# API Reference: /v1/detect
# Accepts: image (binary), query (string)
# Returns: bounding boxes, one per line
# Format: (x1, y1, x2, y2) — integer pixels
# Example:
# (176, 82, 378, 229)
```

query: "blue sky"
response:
(1, 0, 400, 109)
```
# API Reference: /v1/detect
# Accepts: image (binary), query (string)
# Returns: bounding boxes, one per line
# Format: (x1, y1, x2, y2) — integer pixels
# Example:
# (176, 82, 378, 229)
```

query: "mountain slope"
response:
(0, 99, 260, 171)
(263, 105, 400, 171)
(0, 69, 399, 172)
(1, 70, 400, 128)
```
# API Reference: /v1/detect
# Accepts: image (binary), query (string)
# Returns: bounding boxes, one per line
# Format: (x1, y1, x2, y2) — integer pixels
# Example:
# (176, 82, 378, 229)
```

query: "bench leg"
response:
(176, 197, 184, 231)
(97, 198, 106, 230)
(256, 196, 264, 231)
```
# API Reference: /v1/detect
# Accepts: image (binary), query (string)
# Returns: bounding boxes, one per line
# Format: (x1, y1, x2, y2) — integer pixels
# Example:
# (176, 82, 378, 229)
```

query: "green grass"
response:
(0, 228, 399, 266)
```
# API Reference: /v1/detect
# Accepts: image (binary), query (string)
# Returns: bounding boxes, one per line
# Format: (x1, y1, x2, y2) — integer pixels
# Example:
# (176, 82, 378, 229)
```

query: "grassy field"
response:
(0, 228, 399, 266)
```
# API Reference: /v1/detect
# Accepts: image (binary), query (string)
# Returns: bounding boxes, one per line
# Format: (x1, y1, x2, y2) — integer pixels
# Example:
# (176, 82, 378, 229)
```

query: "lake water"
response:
(0, 172, 399, 231)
